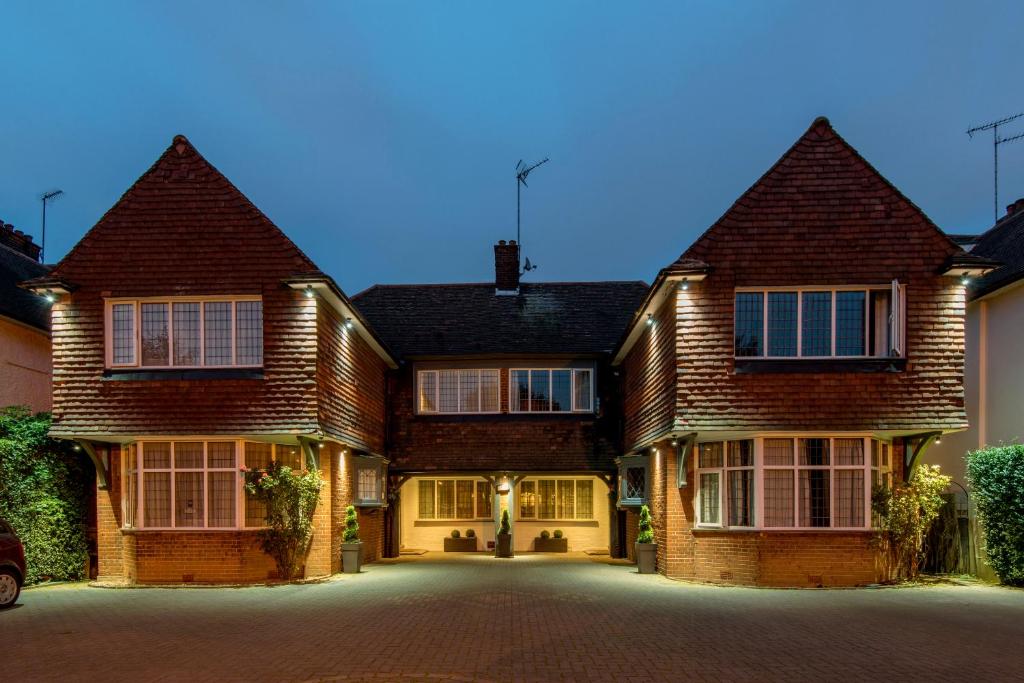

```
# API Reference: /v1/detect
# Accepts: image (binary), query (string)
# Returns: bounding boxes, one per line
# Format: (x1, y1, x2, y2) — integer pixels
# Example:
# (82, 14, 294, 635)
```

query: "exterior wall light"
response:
(646, 313, 654, 326)
(44, 291, 56, 303)
(935, 435, 943, 445)
(304, 286, 315, 298)
(961, 276, 970, 286)
(680, 279, 689, 290)
(344, 317, 354, 329)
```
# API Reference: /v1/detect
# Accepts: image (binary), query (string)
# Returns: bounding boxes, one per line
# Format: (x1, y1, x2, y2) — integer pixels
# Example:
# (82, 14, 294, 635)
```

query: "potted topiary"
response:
(635, 504, 656, 574)
(444, 528, 477, 552)
(535, 528, 568, 552)
(495, 509, 513, 558)
(341, 505, 362, 574)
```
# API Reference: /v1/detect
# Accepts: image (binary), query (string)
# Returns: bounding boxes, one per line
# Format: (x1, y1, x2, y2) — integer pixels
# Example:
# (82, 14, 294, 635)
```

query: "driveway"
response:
(4, 553, 1024, 682)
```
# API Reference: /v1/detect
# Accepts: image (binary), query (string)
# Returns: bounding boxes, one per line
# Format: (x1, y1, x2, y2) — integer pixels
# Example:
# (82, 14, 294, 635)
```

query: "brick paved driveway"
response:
(4, 553, 1024, 682)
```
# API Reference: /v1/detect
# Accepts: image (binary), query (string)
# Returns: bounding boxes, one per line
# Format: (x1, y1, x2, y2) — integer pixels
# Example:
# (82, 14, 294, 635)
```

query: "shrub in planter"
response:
(635, 504, 657, 574)
(553, 529, 563, 539)
(243, 460, 323, 580)
(535, 528, 567, 553)
(451, 529, 461, 539)
(967, 445, 1024, 585)
(871, 464, 950, 581)
(495, 509, 513, 558)
(341, 505, 362, 574)
(540, 530, 550, 540)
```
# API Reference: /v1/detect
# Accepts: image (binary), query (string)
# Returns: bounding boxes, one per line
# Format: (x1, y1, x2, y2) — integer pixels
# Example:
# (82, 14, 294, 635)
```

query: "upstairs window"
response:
(418, 369, 500, 414)
(734, 284, 905, 359)
(107, 297, 263, 369)
(510, 368, 594, 413)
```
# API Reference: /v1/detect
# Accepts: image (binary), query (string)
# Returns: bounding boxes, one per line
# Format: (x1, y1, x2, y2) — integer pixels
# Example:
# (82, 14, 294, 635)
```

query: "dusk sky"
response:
(3, 1, 1023, 294)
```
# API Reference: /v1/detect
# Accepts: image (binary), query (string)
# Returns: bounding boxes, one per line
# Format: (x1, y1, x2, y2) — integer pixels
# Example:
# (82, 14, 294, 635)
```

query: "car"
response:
(0, 518, 26, 608)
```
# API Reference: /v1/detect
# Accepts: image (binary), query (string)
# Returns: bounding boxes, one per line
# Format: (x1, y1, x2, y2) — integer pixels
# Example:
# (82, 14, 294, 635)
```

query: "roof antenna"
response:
(967, 113, 1024, 221)
(39, 189, 64, 263)
(516, 157, 548, 275)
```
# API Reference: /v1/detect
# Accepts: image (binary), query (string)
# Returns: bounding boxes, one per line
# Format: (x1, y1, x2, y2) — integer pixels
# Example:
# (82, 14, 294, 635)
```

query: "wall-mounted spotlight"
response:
(960, 276, 970, 287)
(304, 285, 315, 299)
(44, 291, 56, 303)
(680, 278, 689, 291)
(646, 313, 654, 326)
(935, 435, 943, 445)
(344, 317, 354, 330)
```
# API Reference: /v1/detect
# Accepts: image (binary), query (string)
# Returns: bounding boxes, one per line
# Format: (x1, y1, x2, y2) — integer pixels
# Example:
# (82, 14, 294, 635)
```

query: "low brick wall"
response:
(130, 530, 276, 583)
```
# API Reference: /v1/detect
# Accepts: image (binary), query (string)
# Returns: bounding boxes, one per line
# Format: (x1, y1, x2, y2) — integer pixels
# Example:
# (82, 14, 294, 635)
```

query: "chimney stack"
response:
(0, 221, 42, 261)
(494, 240, 520, 293)
(1006, 198, 1024, 218)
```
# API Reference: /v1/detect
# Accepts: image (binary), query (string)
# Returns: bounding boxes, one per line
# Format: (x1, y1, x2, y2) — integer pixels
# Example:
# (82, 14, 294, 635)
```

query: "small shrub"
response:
(498, 509, 511, 535)
(540, 530, 550, 540)
(466, 529, 475, 539)
(553, 529, 563, 539)
(637, 504, 654, 544)
(343, 505, 360, 543)
(872, 464, 950, 581)
(451, 529, 461, 539)
(243, 461, 324, 580)
(967, 445, 1024, 585)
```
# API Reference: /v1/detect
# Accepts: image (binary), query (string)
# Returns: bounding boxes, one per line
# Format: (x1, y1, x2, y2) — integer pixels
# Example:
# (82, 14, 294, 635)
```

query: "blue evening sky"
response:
(2, 2, 1022, 294)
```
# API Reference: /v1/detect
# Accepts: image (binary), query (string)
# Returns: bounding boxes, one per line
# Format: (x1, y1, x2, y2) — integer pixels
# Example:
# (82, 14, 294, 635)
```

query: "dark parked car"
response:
(0, 518, 26, 608)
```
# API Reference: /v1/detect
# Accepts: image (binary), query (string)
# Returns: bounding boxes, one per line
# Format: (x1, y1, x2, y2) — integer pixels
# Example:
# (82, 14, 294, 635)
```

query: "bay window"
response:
(107, 297, 263, 369)
(734, 284, 905, 359)
(510, 368, 594, 413)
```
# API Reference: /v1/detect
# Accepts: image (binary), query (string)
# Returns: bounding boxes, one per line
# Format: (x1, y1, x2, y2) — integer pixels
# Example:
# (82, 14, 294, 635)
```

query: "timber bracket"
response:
(904, 431, 943, 479)
(75, 440, 109, 490)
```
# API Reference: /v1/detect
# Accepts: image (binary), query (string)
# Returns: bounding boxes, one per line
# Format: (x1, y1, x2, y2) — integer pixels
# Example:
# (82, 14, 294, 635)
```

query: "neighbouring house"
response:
(612, 117, 995, 587)
(22, 136, 398, 584)
(353, 248, 647, 555)
(0, 221, 51, 412)
(930, 197, 1024, 576)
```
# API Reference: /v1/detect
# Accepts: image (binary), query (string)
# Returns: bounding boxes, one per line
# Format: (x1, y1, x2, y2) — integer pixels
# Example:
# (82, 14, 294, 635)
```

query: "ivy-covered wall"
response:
(0, 407, 91, 584)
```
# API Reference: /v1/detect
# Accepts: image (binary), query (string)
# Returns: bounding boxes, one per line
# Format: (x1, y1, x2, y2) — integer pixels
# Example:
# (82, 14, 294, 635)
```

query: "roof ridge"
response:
(0, 241, 50, 270)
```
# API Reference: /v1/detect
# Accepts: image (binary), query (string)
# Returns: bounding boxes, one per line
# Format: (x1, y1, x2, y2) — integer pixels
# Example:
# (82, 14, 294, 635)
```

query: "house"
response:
(612, 117, 993, 586)
(22, 136, 398, 584)
(353, 247, 647, 555)
(929, 197, 1024, 575)
(0, 221, 51, 412)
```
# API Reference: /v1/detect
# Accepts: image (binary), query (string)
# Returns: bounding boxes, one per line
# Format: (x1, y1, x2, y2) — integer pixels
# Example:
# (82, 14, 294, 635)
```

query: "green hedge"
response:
(0, 407, 90, 584)
(967, 444, 1024, 585)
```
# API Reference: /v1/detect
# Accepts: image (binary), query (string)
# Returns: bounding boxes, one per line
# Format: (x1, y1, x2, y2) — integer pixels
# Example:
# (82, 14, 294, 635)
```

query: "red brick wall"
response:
(132, 531, 276, 583)
(386, 362, 622, 472)
(622, 297, 677, 451)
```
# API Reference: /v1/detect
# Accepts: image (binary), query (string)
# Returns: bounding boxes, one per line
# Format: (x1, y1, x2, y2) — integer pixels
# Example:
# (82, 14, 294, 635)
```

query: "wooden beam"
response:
(75, 440, 109, 490)
(904, 431, 943, 479)
(675, 433, 698, 488)
(296, 436, 320, 472)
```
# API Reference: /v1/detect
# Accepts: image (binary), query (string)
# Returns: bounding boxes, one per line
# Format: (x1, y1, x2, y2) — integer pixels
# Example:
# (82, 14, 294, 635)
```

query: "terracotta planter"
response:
(443, 537, 478, 552)
(635, 542, 657, 574)
(534, 537, 568, 552)
(342, 542, 363, 574)
(495, 533, 514, 558)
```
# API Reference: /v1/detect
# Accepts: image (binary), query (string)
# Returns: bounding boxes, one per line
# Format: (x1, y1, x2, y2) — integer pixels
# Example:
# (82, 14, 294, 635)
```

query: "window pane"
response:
(836, 469, 865, 527)
(835, 438, 864, 466)
(538, 480, 556, 519)
(140, 303, 169, 366)
(476, 481, 492, 518)
(763, 438, 794, 466)
(519, 481, 537, 518)
(207, 471, 236, 527)
(143, 441, 171, 469)
(112, 303, 135, 364)
(276, 445, 302, 471)
(244, 442, 272, 527)
(625, 467, 646, 500)
(418, 480, 435, 519)
(459, 371, 480, 412)
(204, 302, 233, 365)
(698, 442, 723, 469)
(557, 480, 575, 519)
(727, 470, 754, 526)
(172, 303, 200, 366)
(574, 369, 593, 411)
(512, 370, 530, 412)
(175, 471, 204, 527)
(801, 291, 832, 356)
(764, 469, 794, 527)
(767, 292, 798, 357)
(437, 480, 455, 519)
(207, 442, 236, 468)
(358, 467, 380, 502)
(727, 440, 753, 467)
(530, 370, 551, 411)
(551, 370, 572, 412)
(799, 470, 831, 527)
(143, 472, 171, 527)
(235, 301, 263, 365)
(480, 370, 500, 412)
(799, 438, 830, 466)
(870, 290, 892, 357)
(836, 291, 865, 356)
(174, 441, 204, 469)
(700, 472, 720, 524)
(734, 292, 764, 357)
(456, 481, 474, 519)
(438, 370, 459, 413)
(419, 371, 437, 412)
(576, 480, 593, 519)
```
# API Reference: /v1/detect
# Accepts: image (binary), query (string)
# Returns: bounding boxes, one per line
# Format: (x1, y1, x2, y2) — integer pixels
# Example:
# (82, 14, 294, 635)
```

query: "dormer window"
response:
(106, 297, 263, 369)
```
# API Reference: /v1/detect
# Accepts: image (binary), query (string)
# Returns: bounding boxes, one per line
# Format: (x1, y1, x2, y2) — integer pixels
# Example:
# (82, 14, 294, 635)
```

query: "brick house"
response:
(23, 136, 397, 583)
(612, 117, 995, 586)
(353, 246, 647, 554)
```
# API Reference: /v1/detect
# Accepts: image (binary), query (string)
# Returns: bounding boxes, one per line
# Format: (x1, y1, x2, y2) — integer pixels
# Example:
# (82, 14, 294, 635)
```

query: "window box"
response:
(534, 536, 568, 553)
(443, 537, 479, 552)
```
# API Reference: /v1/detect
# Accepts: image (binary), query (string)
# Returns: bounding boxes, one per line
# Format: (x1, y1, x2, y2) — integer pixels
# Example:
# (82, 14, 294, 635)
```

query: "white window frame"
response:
(415, 478, 495, 521)
(516, 478, 595, 521)
(416, 369, 501, 415)
(695, 441, 756, 529)
(693, 435, 887, 531)
(733, 285, 907, 360)
(509, 367, 595, 413)
(104, 296, 263, 369)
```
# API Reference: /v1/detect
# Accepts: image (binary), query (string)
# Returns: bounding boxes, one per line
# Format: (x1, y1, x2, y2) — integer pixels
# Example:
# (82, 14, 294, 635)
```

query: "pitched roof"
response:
(968, 207, 1024, 299)
(352, 281, 649, 357)
(0, 242, 50, 331)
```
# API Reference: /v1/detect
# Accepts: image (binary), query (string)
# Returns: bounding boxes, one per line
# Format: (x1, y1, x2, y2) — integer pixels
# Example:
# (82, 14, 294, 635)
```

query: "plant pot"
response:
(495, 533, 514, 558)
(635, 542, 657, 574)
(534, 537, 568, 553)
(342, 541, 363, 574)
(444, 537, 478, 552)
